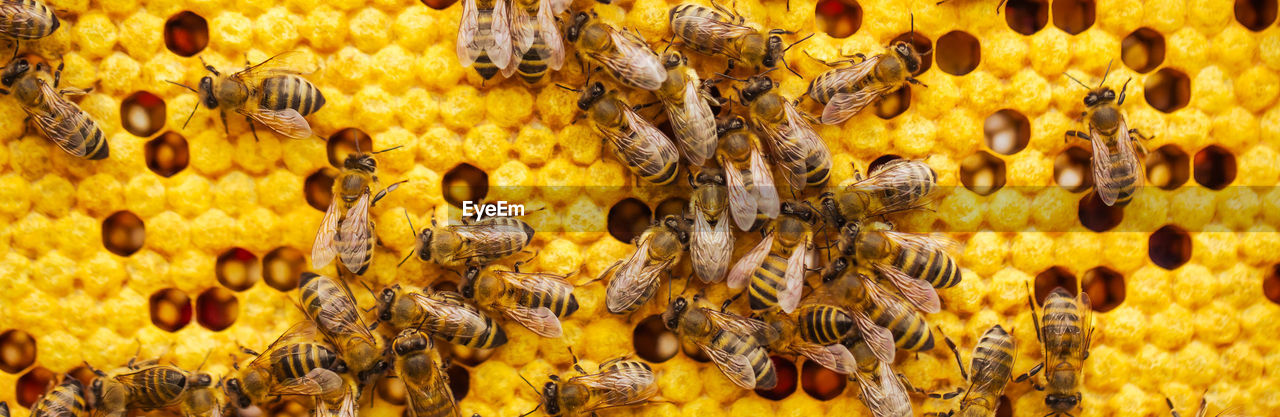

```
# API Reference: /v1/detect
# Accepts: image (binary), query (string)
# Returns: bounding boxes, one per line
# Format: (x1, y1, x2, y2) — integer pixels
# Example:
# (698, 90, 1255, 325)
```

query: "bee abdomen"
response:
(872, 301, 933, 351)
(407, 390, 456, 417)
(259, 75, 325, 116)
(34, 379, 87, 417)
(747, 255, 788, 311)
(798, 304, 853, 346)
(893, 247, 961, 289)
(75, 117, 109, 160)
(516, 40, 550, 84)
(603, 360, 651, 374)
(970, 327, 1015, 386)
(804, 152, 831, 188)
(447, 315, 508, 349)
(10, 0, 60, 39)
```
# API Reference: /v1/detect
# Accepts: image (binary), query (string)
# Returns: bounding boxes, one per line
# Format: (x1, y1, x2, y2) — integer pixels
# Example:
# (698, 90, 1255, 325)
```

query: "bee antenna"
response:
(714, 73, 747, 82)
(1099, 59, 1113, 88)
(518, 404, 542, 417)
(373, 145, 403, 154)
(556, 83, 581, 92)
(782, 58, 802, 79)
(166, 80, 198, 93)
(396, 251, 414, 268)
(784, 33, 813, 52)
(1063, 72, 1091, 90)
(517, 372, 541, 393)
(403, 209, 417, 237)
(167, 80, 202, 129)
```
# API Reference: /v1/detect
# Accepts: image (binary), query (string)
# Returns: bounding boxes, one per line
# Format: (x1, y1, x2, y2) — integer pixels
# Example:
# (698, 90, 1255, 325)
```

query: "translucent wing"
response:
(872, 265, 940, 314)
(566, 364, 657, 412)
(605, 106, 679, 178)
(547, 0, 572, 14)
(270, 368, 342, 396)
(231, 51, 317, 86)
(605, 235, 670, 313)
(594, 31, 666, 91)
(722, 162, 758, 231)
(537, 0, 564, 69)
(699, 342, 758, 390)
(488, 0, 513, 70)
(403, 363, 460, 417)
(1090, 119, 1143, 206)
(248, 322, 320, 369)
(691, 207, 732, 283)
(457, 0, 481, 66)
(759, 101, 826, 191)
(779, 235, 809, 313)
(239, 108, 313, 139)
(311, 197, 342, 269)
(882, 230, 963, 255)
(493, 270, 574, 298)
(853, 360, 912, 417)
(704, 308, 780, 344)
(727, 232, 772, 290)
(336, 191, 373, 275)
(810, 55, 881, 100)
(669, 15, 756, 59)
(504, 306, 563, 338)
(510, 0, 536, 55)
(448, 221, 529, 260)
(751, 149, 781, 218)
(26, 82, 97, 158)
(313, 289, 378, 344)
(411, 293, 487, 338)
(0, 3, 40, 38)
(1076, 291, 1094, 360)
(667, 74, 716, 166)
(847, 159, 936, 215)
(791, 341, 855, 374)
(851, 307, 896, 363)
(822, 83, 895, 125)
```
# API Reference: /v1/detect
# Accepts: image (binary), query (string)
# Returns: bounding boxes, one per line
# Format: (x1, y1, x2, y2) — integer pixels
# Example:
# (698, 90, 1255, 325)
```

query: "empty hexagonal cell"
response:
(607, 198, 652, 243)
(1052, 0, 1096, 34)
(1145, 144, 1190, 189)
(442, 163, 490, 209)
(1077, 191, 1124, 232)
(446, 364, 470, 401)
(1005, 0, 1049, 35)
(102, 210, 146, 256)
(195, 287, 239, 331)
(0, 329, 37, 374)
(890, 32, 932, 75)
(655, 197, 690, 222)
(755, 356, 798, 400)
(997, 395, 1014, 417)
(1265, 265, 1280, 305)
(935, 31, 980, 76)
(304, 167, 338, 212)
(216, 247, 261, 291)
(1121, 28, 1166, 74)
(16, 366, 54, 407)
(633, 314, 679, 363)
(377, 377, 407, 406)
(120, 91, 166, 138)
(960, 151, 1006, 196)
(326, 128, 374, 168)
(1054, 146, 1094, 192)
(263, 246, 307, 292)
(1236, 0, 1279, 31)
(874, 87, 912, 120)
(1082, 266, 1125, 312)
(149, 288, 193, 332)
(1033, 266, 1077, 304)
(1144, 68, 1190, 113)
(815, 0, 863, 38)
(800, 359, 846, 400)
(1192, 145, 1237, 190)
(1149, 225, 1191, 270)
(983, 109, 1030, 155)
(145, 132, 190, 177)
(164, 11, 209, 57)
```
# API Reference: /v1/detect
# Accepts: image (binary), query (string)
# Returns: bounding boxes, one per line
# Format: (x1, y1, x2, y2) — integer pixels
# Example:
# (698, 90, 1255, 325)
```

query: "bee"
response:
(412, 213, 536, 280)
(726, 201, 817, 313)
(298, 272, 391, 395)
(178, 383, 222, 417)
(715, 116, 780, 230)
(688, 169, 733, 283)
(503, 0, 565, 84)
(1165, 395, 1239, 417)
(819, 158, 937, 230)
(461, 266, 579, 338)
(755, 309, 855, 374)
(456, 0, 513, 80)
(31, 376, 89, 417)
(793, 303, 854, 346)
(844, 334, 913, 417)
(374, 284, 509, 349)
(392, 329, 461, 417)
(663, 295, 779, 390)
(1015, 284, 1093, 417)
(818, 260, 936, 364)
(667, 3, 808, 74)
(653, 51, 716, 166)
(740, 74, 832, 192)
(89, 364, 213, 416)
(312, 388, 356, 417)
(0, 57, 108, 159)
(312, 148, 405, 276)
(938, 325, 1016, 417)
(571, 81, 680, 185)
(835, 221, 959, 312)
(1064, 63, 1149, 207)
(804, 41, 927, 125)
(223, 322, 348, 409)
(526, 352, 657, 416)
(1, 401, 7, 417)
(0, 0, 60, 43)
(169, 51, 324, 140)
(603, 215, 689, 314)
(565, 10, 667, 91)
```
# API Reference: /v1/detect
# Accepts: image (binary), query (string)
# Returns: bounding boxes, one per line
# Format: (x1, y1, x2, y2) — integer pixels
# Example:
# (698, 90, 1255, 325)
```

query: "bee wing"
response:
(489, 0, 514, 69)
(667, 74, 716, 166)
(691, 207, 732, 283)
(1077, 290, 1094, 358)
(881, 230, 963, 255)
(597, 30, 666, 91)
(333, 388, 357, 417)
(849, 159, 935, 216)
(495, 270, 575, 295)
(403, 366, 460, 417)
(248, 321, 320, 369)
(668, 15, 756, 58)
(231, 51, 317, 85)
(850, 305, 896, 363)
(822, 83, 894, 126)
(457, 0, 481, 66)
(726, 231, 773, 290)
(751, 149, 781, 218)
(547, 0, 572, 14)
(761, 101, 827, 191)
(270, 368, 342, 396)
(1090, 119, 1143, 206)
(791, 341, 855, 374)
(605, 235, 669, 313)
(311, 198, 342, 269)
(510, 0, 536, 55)
(504, 306, 563, 338)
(537, 0, 565, 69)
(314, 289, 379, 344)
(337, 191, 373, 275)
(449, 222, 527, 260)
(567, 364, 657, 412)
(779, 235, 809, 313)
(615, 105, 680, 169)
(25, 82, 97, 158)
(698, 342, 759, 390)
(704, 308, 780, 344)
(410, 293, 488, 338)
(872, 265, 940, 314)
(0, 3, 40, 38)
(853, 360, 912, 417)
(238, 108, 313, 139)
(722, 161, 758, 231)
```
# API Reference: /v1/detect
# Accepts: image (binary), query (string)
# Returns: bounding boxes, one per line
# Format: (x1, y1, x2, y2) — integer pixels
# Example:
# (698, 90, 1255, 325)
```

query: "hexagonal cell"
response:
(1148, 225, 1191, 270)
(1144, 68, 1190, 113)
(1121, 28, 1166, 74)
(800, 359, 846, 400)
(1005, 0, 1049, 35)
(149, 288, 193, 332)
(16, 366, 54, 407)
(655, 197, 690, 220)
(102, 210, 146, 256)
(983, 109, 1030, 155)
(1265, 265, 1280, 305)
(874, 87, 911, 120)
(890, 32, 932, 75)
(1145, 144, 1190, 189)
(1192, 145, 1237, 190)
(1082, 266, 1124, 312)
(1052, 0, 1096, 34)
(1054, 146, 1094, 192)
(633, 314, 678, 363)
(145, 132, 190, 177)
(997, 395, 1014, 417)
(446, 364, 469, 401)
(326, 128, 374, 168)
(607, 198, 652, 244)
(263, 246, 306, 292)
(195, 287, 239, 331)
(935, 31, 980, 76)
(377, 377, 407, 406)
(0, 329, 37, 374)
(421, 0, 459, 9)
(442, 163, 490, 209)
(216, 247, 261, 291)
(267, 399, 309, 417)
(164, 11, 209, 57)
(816, 0, 863, 38)
(1077, 191, 1124, 232)
(1033, 266, 1077, 304)
(304, 168, 338, 212)
(755, 356, 798, 400)
(1236, 0, 1279, 31)
(120, 91, 166, 138)
(959, 151, 1006, 196)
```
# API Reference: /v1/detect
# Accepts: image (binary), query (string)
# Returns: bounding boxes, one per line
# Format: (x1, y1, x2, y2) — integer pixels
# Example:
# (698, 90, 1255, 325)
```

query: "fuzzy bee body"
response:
(375, 284, 509, 349)
(0, 0, 60, 40)
(664, 296, 779, 390)
(805, 42, 924, 125)
(32, 378, 89, 417)
(1, 58, 108, 159)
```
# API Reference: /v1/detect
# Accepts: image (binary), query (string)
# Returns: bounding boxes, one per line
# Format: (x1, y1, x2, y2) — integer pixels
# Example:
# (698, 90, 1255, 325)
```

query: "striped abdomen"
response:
(428, 293, 508, 349)
(267, 343, 343, 381)
(33, 97, 108, 160)
(748, 253, 789, 311)
(516, 35, 550, 84)
(796, 304, 853, 346)
(708, 330, 776, 389)
(668, 4, 737, 57)
(1042, 289, 1087, 363)
(867, 294, 933, 351)
(459, 217, 535, 266)
(961, 325, 1015, 415)
(298, 273, 361, 340)
(32, 378, 87, 417)
(804, 150, 831, 188)
(470, 9, 501, 80)
(259, 74, 324, 116)
(401, 354, 455, 417)
(117, 367, 187, 409)
(2, 0, 60, 39)
(602, 359, 651, 375)
(514, 284, 579, 318)
(806, 68, 875, 104)
(891, 245, 961, 289)
(1101, 138, 1139, 206)
(608, 128, 679, 185)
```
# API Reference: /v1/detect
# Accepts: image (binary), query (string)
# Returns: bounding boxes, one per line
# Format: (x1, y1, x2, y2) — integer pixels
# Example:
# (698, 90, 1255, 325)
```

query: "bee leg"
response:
(1025, 282, 1044, 343)
(1064, 130, 1090, 143)
(906, 77, 929, 88)
(1013, 362, 1044, 386)
(18, 116, 31, 139)
(719, 291, 742, 312)
(246, 115, 261, 141)
(995, 0, 1008, 13)
(219, 110, 230, 135)
(939, 326, 968, 381)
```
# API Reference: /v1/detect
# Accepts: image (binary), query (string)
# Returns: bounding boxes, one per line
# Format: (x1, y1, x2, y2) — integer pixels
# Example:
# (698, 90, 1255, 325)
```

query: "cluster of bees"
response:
(0, 0, 1176, 415)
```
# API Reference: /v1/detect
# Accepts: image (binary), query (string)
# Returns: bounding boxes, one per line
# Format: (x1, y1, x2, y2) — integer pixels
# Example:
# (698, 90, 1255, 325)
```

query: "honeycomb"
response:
(1, 0, 1280, 415)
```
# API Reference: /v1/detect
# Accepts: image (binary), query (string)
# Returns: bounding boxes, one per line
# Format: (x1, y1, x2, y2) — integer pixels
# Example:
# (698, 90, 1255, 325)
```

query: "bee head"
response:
(763, 34, 785, 68)
(567, 11, 591, 42)
(392, 329, 431, 356)
(0, 58, 30, 87)
(663, 296, 689, 330)
(224, 378, 251, 408)
(343, 152, 377, 173)
(196, 76, 219, 109)
(460, 279, 476, 298)
(376, 285, 399, 322)
(739, 76, 773, 103)
(415, 229, 434, 261)
(821, 256, 848, 283)
(191, 372, 213, 388)
(716, 116, 746, 136)
(1084, 87, 1115, 107)
(692, 168, 724, 187)
(893, 42, 922, 75)
(577, 82, 606, 110)
(541, 381, 562, 416)
(662, 51, 685, 69)
(781, 200, 817, 223)
(1045, 393, 1080, 412)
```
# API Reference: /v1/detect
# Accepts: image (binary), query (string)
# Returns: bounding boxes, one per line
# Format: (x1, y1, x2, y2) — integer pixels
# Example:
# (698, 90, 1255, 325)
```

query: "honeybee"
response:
(503, 0, 565, 83)
(937, 325, 1016, 417)
(311, 388, 355, 417)
(1065, 64, 1149, 207)
(726, 201, 817, 313)
(170, 51, 324, 140)
(223, 322, 348, 408)
(89, 364, 213, 417)
(565, 10, 667, 91)
(688, 169, 733, 283)
(461, 266, 579, 338)
(755, 309, 855, 374)
(1165, 395, 1239, 417)
(716, 116, 780, 230)
(663, 295, 779, 390)
(0, 57, 108, 159)
(527, 352, 657, 416)
(392, 329, 461, 417)
(411, 214, 536, 280)
(31, 376, 88, 417)
(312, 148, 405, 276)
(603, 215, 689, 314)
(740, 74, 832, 192)
(667, 3, 808, 73)
(298, 272, 391, 396)
(844, 334, 913, 417)
(1015, 284, 1093, 417)
(374, 284, 509, 349)
(835, 221, 960, 312)
(178, 383, 222, 417)
(819, 158, 937, 229)
(804, 41, 927, 125)
(571, 81, 681, 185)
(653, 51, 716, 166)
(793, 303, 854, 346)
(457, 0, 513, 80)
(819, 260, 936, 364)
(0, 0, 60, 43)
